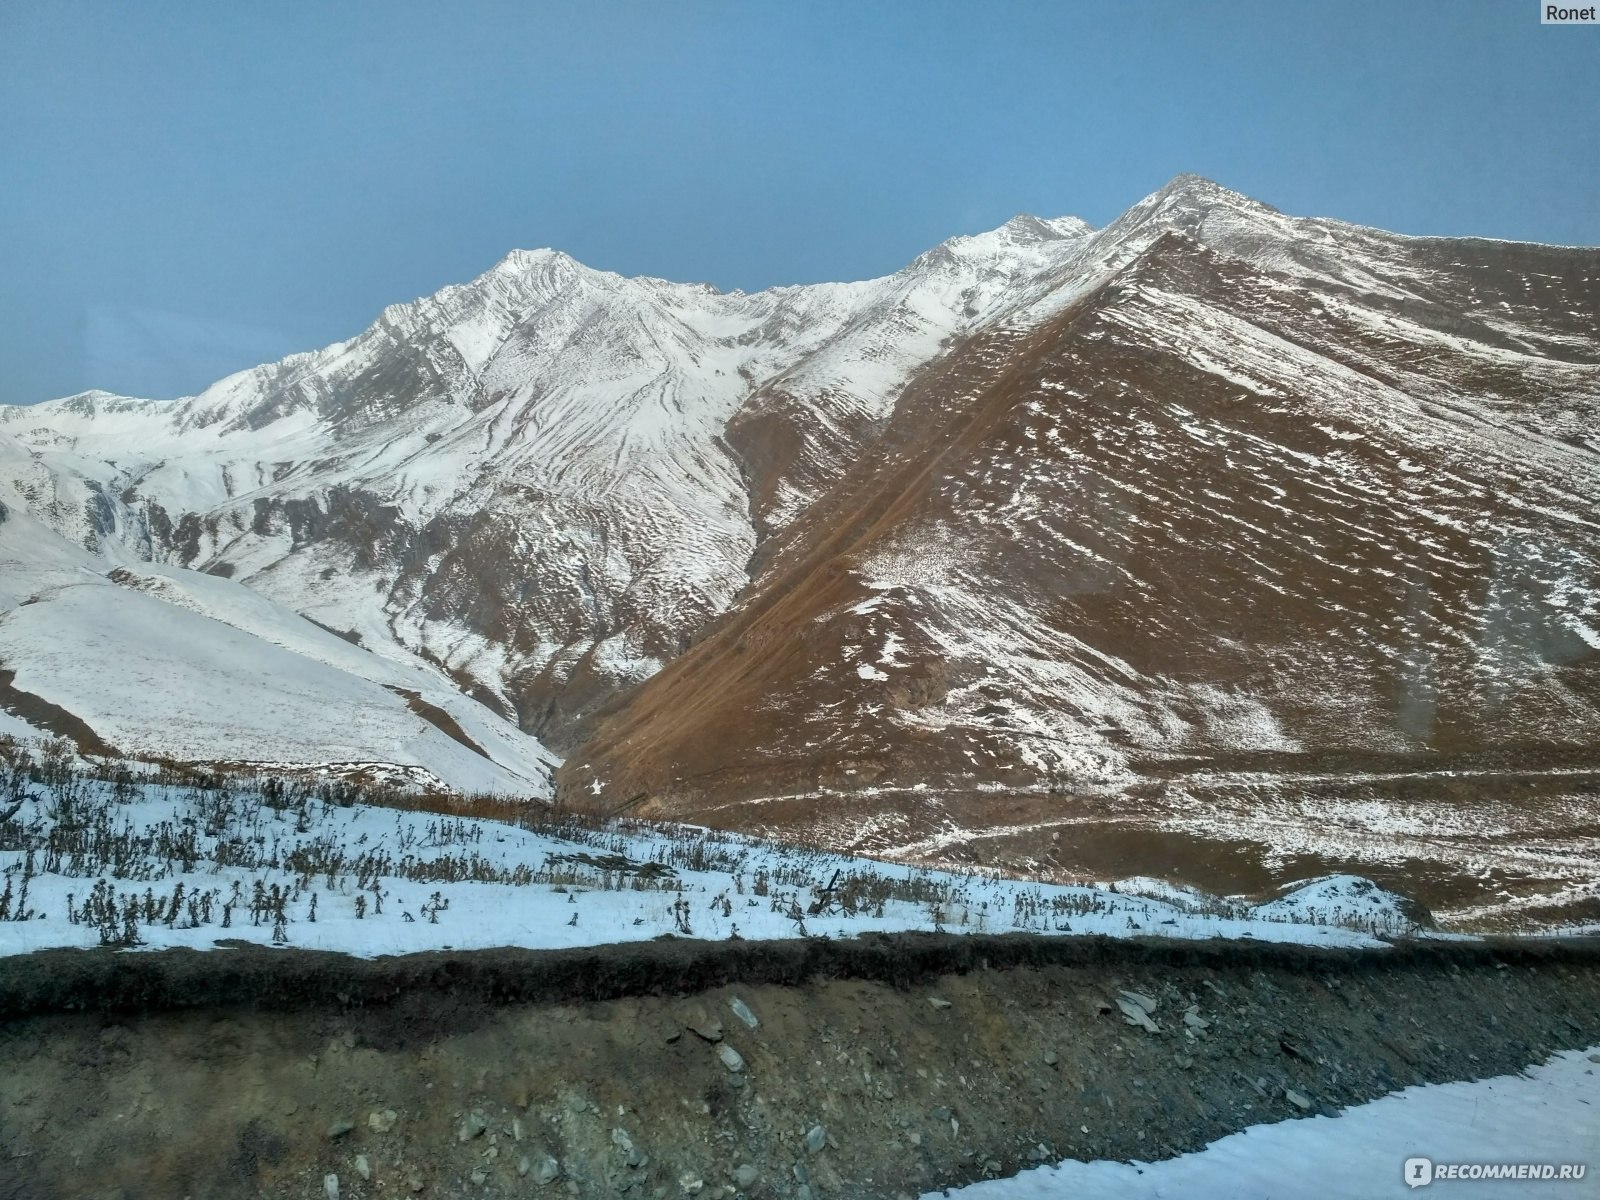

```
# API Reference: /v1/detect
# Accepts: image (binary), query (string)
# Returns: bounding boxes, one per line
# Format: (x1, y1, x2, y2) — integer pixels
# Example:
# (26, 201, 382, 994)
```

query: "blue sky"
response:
(2, 0, 1596, 405)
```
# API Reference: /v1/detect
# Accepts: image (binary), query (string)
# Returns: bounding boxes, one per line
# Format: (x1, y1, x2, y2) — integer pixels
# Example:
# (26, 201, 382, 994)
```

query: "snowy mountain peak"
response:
(912, 213, 1095, 274)
(1143, 172, 1269, 211)
(484, 246, 596, 292)
(494, 246, 573, 272)
(1107, 174, 1284, 243)
(30, 389, 161, 417)
(999, 213, 1097, 242)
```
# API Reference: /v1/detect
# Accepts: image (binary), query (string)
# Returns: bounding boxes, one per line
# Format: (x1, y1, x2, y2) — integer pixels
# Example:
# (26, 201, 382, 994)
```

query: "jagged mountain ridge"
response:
(1, 207, 1105, 749)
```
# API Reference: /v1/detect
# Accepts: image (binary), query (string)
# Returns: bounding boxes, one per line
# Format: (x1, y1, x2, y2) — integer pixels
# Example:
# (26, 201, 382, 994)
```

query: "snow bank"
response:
(932, 1045, 1600, 1199)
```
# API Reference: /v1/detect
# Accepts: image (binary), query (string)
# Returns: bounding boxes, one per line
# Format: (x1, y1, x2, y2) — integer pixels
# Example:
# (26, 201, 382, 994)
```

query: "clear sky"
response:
(1, 0, 1596, 405)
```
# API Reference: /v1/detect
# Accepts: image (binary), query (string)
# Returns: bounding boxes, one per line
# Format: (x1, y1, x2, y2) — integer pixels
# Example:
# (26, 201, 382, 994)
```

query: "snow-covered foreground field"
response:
(936, 1045, 1600, 1200)
(0, 757, 1424, 959)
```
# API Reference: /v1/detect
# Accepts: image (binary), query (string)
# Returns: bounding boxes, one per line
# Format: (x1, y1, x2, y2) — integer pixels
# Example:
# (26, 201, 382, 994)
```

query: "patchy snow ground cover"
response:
(0, 765, 1423, 960)
(934, 1045, 1600, 1200)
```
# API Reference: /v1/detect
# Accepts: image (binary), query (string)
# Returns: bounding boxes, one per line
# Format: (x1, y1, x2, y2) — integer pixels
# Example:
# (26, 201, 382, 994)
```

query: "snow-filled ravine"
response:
(0, 764, 1427, 960)
(934, 1045, 1600, 1200)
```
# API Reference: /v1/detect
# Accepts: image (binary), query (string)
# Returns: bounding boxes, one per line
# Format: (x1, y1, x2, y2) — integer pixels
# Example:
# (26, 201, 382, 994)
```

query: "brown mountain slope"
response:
(560, 220, 1600, 920)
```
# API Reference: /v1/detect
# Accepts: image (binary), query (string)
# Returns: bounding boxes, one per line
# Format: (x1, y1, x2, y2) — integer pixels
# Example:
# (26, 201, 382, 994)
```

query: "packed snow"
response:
(933, 1045, 1600, 1200)
(0, 498, 556, 796)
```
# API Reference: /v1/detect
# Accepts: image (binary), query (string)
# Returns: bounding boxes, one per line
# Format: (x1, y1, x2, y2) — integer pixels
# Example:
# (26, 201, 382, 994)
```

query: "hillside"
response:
(560, 180, 1600, 917)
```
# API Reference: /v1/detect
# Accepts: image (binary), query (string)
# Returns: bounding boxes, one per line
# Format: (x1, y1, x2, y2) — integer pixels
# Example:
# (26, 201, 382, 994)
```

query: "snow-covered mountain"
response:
(0, 208, 1102, 753)
(2, 176, 1597, 912)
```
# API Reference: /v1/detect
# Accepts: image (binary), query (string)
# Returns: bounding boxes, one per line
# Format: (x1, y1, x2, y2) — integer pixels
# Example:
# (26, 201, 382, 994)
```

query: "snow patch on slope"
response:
(0, 508, 555, 794)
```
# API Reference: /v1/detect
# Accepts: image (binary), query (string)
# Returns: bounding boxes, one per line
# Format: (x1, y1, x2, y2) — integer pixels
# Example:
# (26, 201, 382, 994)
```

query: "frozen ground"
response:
(0, 765, 1423, 960)
(935, 1046, 1600, 1200)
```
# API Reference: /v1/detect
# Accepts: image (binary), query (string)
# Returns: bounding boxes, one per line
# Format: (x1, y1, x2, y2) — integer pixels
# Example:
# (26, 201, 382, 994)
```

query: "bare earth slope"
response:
(560, 181, 1600, 919)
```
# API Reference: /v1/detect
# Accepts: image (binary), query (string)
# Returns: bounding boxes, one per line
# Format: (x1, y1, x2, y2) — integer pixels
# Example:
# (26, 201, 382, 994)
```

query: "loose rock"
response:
(354, 1155, 372, 1182)
(457, 1112, 488, 1141)
(323, 1174, 340, 1200)
(367, 1109, 398, 1134)
(804, 1124, 828, 1153)
(532, 1154, 561, 1185)
(928, 997, 953, 1010)
(689, 1015, 725, 1043)
(327, 1119, 355, 1140)
(718, 1044, 746, 1072)
(1116, 997, 1161, 1034)
(1286, 1089, 1313, 1110)
(729, 998, 760, 1028)
(734, 1164, 759, 1188)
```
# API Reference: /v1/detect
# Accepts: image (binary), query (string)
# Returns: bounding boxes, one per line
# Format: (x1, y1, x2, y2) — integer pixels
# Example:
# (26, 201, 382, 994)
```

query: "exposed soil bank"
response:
(2, 935, 1599, 1200)
(7, 932, 1600, 1023)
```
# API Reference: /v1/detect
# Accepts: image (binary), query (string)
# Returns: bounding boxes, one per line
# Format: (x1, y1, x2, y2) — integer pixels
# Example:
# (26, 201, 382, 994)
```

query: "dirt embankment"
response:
(3, 935, 1599, 1200)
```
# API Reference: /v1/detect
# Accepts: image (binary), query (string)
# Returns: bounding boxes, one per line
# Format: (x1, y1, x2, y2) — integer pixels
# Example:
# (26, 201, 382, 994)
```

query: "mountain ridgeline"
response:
(3, 176, 1597, 910)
